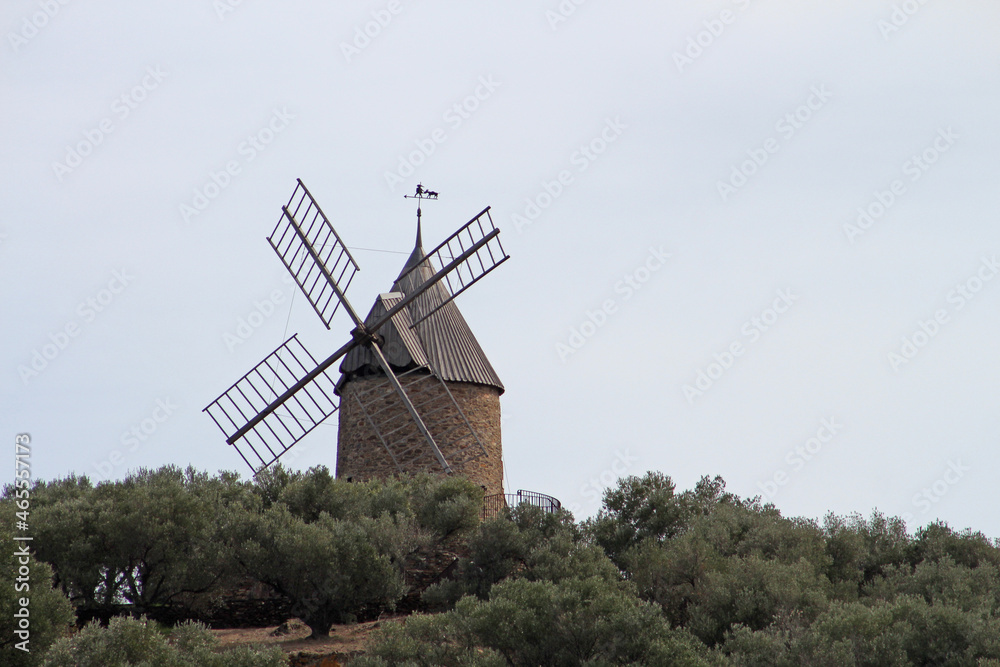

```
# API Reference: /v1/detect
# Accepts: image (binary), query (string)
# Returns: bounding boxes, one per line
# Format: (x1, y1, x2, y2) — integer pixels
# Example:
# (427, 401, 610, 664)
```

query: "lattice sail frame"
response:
(268, 179, 359, 329)
(397, 207, 508, 327)
(204, 335, 339, 474)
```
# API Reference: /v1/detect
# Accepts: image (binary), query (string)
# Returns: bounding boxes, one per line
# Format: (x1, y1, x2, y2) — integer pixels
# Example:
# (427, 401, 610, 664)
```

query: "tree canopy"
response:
(7, 467, 1000, 666)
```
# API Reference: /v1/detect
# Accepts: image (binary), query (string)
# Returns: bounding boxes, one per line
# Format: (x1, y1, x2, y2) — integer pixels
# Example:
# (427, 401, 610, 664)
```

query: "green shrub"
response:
(423, 504, 611, 609)
(278, 468, 482, 540)
(406, 474, 482, 539)
(226, 504, 413, 638)
(250, 464, 302, 510)
(0, 523, 74, 667)
(278, 467, 413, 524)
(685, 555, 831, 646)
(721, 596, 1000, 666)
(822, 511, 910, 591)
(360, 576, 711, 667)
(907, 521, 1000, 570)
(41, 616, 286, 667)
(585, 471, 689, 567)
(27, 466, 249, 616)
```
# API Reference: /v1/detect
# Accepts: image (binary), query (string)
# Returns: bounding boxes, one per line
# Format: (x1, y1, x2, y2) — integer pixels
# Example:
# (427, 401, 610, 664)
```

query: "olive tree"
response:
(27, 466, 252, 618)
(358, 576, 711, 667)
(42, 616, 286, 667)
(0, 522, 74, 667)
(226, 503, 414, 638)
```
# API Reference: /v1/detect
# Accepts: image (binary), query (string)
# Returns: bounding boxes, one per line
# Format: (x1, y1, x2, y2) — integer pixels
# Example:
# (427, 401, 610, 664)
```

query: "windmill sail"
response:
(395, 207, 508, 327)
(203, 335, 339, 474)
(269, 179, 360, 329)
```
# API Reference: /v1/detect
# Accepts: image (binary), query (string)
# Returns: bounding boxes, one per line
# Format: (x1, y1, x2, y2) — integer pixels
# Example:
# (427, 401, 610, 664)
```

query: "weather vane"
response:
(404, 183, 438, 226)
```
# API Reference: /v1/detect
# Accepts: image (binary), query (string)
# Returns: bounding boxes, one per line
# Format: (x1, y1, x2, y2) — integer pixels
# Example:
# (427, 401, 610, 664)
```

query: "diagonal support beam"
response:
(368, 227, 502, 332)
(366, 344, 452, 473)
(395, 207, 509, 327)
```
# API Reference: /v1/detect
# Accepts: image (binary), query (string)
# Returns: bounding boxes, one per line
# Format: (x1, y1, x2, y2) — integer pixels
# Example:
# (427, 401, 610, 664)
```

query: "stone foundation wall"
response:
(336, 375, 503, 495)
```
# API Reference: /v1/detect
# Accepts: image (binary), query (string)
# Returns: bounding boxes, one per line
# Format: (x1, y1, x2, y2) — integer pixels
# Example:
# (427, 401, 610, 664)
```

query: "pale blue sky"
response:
(3, 1, 1000, 535)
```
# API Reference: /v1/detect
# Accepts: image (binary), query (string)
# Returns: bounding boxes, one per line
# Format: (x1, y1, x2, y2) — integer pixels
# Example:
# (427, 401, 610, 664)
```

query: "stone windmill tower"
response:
(335, 218, 506, 494)
(204, 180, 510, 497)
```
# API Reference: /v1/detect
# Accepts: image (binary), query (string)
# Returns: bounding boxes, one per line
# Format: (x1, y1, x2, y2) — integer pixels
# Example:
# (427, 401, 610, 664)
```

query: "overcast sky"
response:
(3, 1, 1000, 536)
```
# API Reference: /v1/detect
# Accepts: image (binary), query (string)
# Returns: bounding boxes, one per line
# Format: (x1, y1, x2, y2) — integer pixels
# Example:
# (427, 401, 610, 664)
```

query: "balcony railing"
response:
(481, 489, 561, 520)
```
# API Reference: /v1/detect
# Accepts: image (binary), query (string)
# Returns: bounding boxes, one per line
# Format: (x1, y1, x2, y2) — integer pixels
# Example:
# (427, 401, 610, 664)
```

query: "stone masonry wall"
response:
(336, 374, 503, 495)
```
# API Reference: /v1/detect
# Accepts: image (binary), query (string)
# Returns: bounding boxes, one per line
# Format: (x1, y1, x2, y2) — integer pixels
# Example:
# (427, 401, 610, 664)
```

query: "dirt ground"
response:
(212, 617, 401, 666)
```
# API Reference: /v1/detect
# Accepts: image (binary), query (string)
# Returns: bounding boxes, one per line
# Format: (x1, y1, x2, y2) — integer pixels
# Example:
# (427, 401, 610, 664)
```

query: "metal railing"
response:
(481, 489, 561, 520)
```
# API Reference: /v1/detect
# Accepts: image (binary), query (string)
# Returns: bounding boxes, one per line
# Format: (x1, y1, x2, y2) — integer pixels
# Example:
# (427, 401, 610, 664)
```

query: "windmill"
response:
(203, 179, 509, 479)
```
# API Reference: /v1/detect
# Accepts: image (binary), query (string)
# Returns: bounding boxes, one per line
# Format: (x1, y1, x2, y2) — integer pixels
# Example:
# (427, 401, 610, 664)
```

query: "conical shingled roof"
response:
(337, 224, 504, 394)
